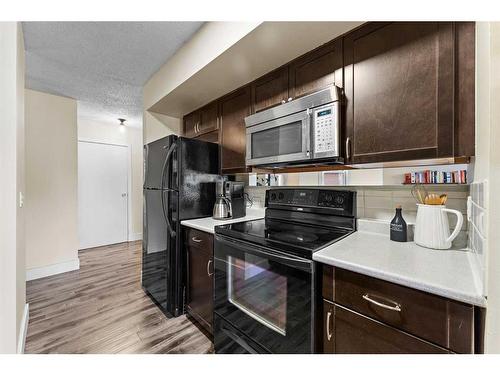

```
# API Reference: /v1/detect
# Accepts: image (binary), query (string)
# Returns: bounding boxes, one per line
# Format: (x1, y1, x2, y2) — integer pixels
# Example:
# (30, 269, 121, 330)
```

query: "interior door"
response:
(78, 141, 128, 249)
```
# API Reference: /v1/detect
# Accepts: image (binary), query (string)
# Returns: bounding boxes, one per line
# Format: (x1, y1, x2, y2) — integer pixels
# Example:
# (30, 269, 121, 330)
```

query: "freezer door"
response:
(142, 189, 178, 314)
(178, 137, 220, 220)
(143, 135, 178, 189)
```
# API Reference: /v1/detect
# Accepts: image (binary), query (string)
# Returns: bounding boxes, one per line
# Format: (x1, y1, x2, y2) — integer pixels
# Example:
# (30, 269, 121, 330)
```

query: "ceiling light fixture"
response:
(118, 118, 126, 126)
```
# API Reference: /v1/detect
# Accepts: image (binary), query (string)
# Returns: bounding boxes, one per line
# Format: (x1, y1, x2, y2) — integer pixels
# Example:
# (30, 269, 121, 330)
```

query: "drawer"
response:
(322, 266, 474, 353)
(333, 303, 450, 354)
(185, 227, 213, 251)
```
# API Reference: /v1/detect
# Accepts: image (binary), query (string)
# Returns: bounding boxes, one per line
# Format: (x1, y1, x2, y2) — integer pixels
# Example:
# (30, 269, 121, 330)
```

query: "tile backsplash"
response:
(245, 185, 469, 244)
(469, 180, 487, 293)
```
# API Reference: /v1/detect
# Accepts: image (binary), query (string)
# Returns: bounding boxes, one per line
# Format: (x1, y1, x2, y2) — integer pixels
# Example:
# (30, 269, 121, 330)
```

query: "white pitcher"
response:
(414, 204, 463, 250)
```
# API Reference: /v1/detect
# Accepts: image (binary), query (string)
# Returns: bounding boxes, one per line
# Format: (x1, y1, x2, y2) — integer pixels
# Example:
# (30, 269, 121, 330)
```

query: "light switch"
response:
(19, 192, 24, 208)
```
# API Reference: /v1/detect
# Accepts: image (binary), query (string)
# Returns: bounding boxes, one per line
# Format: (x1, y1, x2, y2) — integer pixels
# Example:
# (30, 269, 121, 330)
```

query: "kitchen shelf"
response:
(401, 183, 469, 186)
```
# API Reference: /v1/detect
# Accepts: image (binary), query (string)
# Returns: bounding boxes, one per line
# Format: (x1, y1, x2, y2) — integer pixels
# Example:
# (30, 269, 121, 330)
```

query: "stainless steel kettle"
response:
(213, 181, 232, 220)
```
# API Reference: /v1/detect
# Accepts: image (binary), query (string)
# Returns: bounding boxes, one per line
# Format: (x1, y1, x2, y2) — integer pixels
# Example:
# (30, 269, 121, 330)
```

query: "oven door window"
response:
(214, 236, 313, 353)
(228, 254, 287, 335)
(251, 122, 303, 159)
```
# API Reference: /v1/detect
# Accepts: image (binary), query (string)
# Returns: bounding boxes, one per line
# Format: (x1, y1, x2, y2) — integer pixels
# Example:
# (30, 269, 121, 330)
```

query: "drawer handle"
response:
(326, 311, 333, 341)
(362, 294, 402, 312)
(207, 259, 213, 276)
(192, 236, 203, 243)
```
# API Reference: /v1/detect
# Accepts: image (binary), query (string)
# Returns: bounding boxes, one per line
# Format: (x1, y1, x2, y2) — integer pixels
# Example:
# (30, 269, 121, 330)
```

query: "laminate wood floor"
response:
(25, 241, 213, 354)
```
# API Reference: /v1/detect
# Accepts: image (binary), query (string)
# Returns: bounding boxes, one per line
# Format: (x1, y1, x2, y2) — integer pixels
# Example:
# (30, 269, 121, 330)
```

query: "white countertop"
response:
(181, 208, 265, 234)
(313, 220, 486, 307)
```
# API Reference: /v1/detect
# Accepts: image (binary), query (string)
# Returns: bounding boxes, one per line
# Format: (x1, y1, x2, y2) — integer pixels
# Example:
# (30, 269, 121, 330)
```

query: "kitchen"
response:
(142, 21, 485, 354)
(1, 4, 500, 370)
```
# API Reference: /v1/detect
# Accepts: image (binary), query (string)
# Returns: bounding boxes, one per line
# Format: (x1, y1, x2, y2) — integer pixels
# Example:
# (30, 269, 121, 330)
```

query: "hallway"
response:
(25, 241, 212, 354)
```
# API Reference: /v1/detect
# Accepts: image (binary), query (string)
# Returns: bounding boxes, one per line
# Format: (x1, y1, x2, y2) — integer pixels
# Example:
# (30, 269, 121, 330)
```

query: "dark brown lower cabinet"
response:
(185, 228, 214, 334)
(321, 265, 482, 354)
(323, 300, 449, 354)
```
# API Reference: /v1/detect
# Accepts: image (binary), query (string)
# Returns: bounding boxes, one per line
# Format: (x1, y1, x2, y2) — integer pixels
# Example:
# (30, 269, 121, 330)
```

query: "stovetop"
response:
(215, 217, 354, 259)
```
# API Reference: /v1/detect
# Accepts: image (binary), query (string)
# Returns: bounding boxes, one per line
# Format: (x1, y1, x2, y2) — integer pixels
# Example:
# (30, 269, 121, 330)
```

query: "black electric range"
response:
(213, 188, 357, 354)
(215, 218, 353, 259)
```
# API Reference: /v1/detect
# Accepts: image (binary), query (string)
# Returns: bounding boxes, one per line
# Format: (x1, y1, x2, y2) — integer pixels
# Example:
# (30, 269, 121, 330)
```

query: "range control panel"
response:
(313, 104, 338, 157)
(266, 189, 356, 217)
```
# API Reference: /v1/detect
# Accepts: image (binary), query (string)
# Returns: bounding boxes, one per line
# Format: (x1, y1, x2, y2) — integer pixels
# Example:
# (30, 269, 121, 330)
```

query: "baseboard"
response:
(26, 259, 80, 281)
(128, 232, 142, 241)
(17, 303, 29, 354)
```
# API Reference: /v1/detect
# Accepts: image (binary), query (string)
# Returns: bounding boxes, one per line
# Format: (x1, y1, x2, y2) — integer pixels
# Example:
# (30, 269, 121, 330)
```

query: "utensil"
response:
(424, 193, 442, 205)
(414, 204, 463, 249)
(440, 194, 448, 205)
(411, 183, 428, 204)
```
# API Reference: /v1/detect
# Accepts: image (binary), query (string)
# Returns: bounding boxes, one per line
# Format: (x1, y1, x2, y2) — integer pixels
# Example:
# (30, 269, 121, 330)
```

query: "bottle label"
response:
(391, 223, 404, 232)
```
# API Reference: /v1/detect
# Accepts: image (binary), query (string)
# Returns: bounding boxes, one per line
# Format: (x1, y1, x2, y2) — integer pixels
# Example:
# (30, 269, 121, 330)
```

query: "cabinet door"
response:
(252, 67, 289, 113)
(344, 22, 455, 164)
(220, 86, 252, 173)
(198, 101, 219, 135)
(323, 300, 335, 354)
(455, 22, 475, 157)
(289, 39, 343, 99)
(187, 243, 213, 333)
(184, 110, 200, 138)
(334, 305, 449, 354)
(195, 130, 219, 144)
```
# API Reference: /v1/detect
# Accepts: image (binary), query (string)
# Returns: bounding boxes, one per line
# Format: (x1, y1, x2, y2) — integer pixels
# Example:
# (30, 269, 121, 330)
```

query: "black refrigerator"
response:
(142, 135, 219, 317)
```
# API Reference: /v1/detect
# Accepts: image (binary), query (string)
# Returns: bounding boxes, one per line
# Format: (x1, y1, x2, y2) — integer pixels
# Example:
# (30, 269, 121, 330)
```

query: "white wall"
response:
(475, 22, 500, 354)
(0, 22, 26, 354)
(144, 22, 261, 110)
(143, 22, 260, 145)
(143, 111, 180, 145)
(25, 89, 79, 279)
(78, 118, 143, 239)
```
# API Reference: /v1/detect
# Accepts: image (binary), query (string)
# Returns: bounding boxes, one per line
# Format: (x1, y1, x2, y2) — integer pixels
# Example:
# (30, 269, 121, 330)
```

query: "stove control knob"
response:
(278, 192, 284, 200)
(335, 196, 344, 205)
(270, 193, 277, 201)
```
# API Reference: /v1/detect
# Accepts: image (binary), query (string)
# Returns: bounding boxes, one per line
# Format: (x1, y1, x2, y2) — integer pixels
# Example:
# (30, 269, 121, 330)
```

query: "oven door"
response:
(214, 235, 315, 353)
(245, 110, 310, 166)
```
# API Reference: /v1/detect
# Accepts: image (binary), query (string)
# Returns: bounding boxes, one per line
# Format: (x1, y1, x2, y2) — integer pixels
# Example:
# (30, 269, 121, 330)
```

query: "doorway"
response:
(78, 141, 129, 249)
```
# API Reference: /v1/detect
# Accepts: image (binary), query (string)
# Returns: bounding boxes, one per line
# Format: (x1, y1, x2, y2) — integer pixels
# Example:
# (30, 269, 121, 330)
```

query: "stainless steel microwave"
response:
(245, 86, 342, 167)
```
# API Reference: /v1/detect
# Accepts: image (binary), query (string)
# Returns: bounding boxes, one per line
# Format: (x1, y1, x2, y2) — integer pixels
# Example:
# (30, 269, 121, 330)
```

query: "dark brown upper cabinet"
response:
(251, 66, 289, 113)
(220, 86, 252, 173)
(183, 110, 200, 138)
(198, 101, 219, 135)
(183, 101, 218, 138)
(344, 22, 456, 164)
(455, 22, 476, 158)
(289, 38, 343, 99)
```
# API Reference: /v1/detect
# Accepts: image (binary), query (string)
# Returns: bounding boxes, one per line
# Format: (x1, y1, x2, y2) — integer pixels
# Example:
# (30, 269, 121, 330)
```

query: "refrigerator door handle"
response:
(161, 190, 176, 237)
(161, 142, 177, 191)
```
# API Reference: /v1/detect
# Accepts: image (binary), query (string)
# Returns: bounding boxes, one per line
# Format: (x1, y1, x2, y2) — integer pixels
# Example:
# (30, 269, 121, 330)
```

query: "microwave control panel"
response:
(312, 102, 339, 158)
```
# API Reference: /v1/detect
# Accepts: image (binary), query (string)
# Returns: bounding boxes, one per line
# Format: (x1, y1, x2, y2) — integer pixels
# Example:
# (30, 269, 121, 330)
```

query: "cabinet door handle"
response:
(207, 259, 213, 276)
(195, 122, 200, 133)
(362, 293, 402, 312)
(288, 97, 292, 102)
(326, 311, 333, 341)
(192, 236, 202, 243)
(281, 99, 286, 104)
(345, 137, 351, 160)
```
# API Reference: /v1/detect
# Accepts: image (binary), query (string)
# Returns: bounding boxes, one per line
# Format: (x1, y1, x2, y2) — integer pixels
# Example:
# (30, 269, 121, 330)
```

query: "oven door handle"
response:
(215, 235, 313, 272)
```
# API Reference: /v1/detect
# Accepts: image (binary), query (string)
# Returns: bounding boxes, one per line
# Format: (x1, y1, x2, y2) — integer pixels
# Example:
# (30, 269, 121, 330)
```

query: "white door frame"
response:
(77, 139, 132, 243)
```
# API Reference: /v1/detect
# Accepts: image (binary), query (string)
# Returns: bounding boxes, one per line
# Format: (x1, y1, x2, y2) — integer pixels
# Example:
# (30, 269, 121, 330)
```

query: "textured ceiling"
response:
(23, 22, 204, 128)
